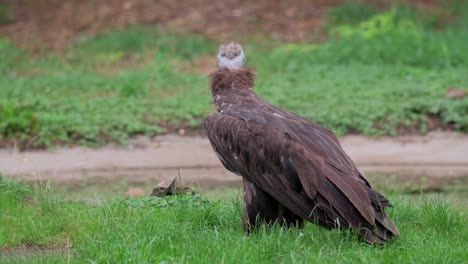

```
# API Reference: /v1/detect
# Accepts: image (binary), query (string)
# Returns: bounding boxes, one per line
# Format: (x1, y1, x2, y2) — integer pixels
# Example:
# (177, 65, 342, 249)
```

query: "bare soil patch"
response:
(1, 241, 72, 261)
(0, 0, 445, 51)
(0, 0, 345, 50)
(1, 132, 467, 198)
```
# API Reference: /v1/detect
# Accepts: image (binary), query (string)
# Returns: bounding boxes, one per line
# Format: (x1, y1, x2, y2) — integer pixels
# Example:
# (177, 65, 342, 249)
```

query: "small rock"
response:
(178, 129, 186, 136)
(128, 135, 151, 149)
(126, 188, 146, 197)
(150, 176, 177, 197)
(445, 87, 465, 99)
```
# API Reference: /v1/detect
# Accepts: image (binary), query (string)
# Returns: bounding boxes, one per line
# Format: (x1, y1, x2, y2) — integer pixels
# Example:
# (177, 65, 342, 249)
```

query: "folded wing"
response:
(204, 112, 400, 244)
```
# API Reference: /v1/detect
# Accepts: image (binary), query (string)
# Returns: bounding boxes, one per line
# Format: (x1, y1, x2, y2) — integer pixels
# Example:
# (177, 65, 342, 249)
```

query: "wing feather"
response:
(204, 112, 399, 243)
(322, 162, 375, 224)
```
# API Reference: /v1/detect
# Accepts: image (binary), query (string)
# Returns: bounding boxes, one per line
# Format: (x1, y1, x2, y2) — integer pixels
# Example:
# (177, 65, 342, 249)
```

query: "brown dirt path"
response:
(1, 131, 467, 190)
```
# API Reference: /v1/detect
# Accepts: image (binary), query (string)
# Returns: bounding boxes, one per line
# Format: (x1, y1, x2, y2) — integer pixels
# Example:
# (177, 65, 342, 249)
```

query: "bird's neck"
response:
(210, 68, 256, 112)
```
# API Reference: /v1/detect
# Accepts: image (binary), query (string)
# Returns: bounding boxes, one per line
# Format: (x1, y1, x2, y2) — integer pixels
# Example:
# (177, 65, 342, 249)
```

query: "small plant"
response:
(0, 102, 41, 141)
(327, 2, 378, 27)
(117, 194, 209, 208)
(330, 9, 420, 38)
(0, 38, 22, 74)
(0, 2, 13, 24)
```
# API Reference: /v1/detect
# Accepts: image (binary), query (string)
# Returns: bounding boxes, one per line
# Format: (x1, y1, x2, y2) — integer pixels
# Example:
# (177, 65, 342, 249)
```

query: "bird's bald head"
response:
(217, 42, 245, 69)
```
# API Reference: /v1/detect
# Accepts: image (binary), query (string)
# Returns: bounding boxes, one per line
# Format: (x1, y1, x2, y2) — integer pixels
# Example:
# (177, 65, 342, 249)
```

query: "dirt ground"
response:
(1, 131, 467, 194)
(0, 0, 438, 50)
(0, 0, 339, 50)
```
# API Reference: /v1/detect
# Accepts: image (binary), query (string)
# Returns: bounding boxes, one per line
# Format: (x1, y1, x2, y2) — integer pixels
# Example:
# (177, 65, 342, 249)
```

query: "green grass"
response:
(327, 1, 468, 31)
(0, 176, 466, 263)
(0, 30, 216, 148)
(1, 3, 468, 148)
(327, 1, 379, 27)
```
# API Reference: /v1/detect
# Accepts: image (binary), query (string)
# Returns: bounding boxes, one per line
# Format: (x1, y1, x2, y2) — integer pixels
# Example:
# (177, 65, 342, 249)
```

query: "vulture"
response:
(204, 42, 400, 244)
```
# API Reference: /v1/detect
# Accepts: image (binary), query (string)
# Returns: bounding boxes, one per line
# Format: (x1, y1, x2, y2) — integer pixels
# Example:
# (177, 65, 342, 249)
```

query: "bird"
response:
(204, 42, 400, 244)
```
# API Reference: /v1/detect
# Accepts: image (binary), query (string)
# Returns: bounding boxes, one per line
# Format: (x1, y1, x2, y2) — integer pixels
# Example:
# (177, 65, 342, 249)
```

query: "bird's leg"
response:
(277, 204, 305, 229)
(242, 178, 304, 232)
(242, 178, 279, 232)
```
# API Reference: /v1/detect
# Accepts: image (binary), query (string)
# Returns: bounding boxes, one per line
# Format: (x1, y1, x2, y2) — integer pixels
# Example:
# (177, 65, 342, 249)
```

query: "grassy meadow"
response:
(1, 2, 468, 148)
(1, 2, 468, 262)
(0, 176, 467, 263)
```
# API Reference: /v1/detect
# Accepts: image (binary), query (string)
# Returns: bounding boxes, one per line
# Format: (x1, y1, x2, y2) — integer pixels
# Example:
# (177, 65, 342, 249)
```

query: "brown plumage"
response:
(204, 43, 400, 244)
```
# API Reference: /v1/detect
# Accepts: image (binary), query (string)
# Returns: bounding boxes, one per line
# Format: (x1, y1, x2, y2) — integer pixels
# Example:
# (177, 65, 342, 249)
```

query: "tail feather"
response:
(358, 214, 399, 244)
(368, 188, 400, 238)
(374, 209, 400, 237)
(360, 203, 400, 244)
(319, 179, 399, 244)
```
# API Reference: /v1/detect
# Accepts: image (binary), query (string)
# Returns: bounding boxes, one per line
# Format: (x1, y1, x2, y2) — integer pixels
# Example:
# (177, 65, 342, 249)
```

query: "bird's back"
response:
(222, 94, 360, 177)
(206, 64, 399, 244)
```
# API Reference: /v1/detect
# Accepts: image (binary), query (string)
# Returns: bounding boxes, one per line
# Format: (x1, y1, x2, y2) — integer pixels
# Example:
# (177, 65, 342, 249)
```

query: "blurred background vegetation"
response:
(0, 0, 467, 148)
